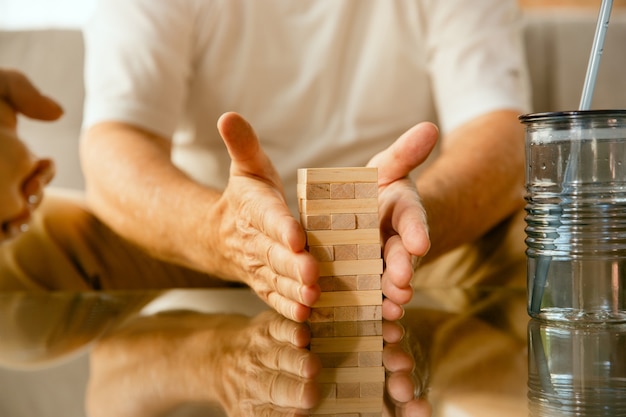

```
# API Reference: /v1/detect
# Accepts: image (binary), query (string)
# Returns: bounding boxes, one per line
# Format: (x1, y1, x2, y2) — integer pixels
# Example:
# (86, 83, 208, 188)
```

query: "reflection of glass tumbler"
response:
(520, 111, 626, 322)
(528, 319, 626, 416)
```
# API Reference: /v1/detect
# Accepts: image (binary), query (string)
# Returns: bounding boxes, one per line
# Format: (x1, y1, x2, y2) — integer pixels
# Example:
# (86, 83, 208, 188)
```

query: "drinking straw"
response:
(530, 0, 613, 316)
(579, 0, 614, 111)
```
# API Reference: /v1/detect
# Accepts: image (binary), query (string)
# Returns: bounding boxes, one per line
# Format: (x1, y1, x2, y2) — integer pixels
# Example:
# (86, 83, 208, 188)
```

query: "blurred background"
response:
(0, 0, 625, 192)
(0, 0, 96, 29)
(1, 0, 626, 30)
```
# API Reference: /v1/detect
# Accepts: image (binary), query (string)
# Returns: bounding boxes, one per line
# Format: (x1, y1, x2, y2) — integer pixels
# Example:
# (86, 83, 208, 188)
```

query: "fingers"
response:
(247, 232, 320, 321)
(369, 121, 436, 259)
(258, 341, 321, 380)
(382, 299, 406, 322)
(0, 68, 63, 122)
(383, 323, 431, 417)
(381, 181, 430, 258)
(22, 158, 55, 205)
(382, 235, 414, 302)
(382, 320, 406, 344)
(0, 158, 54, 243)
(267, 291, 314, 323)
(252, 370, 320, 411)
(369, 122, 438, 186)
(246, 312, 321, 410)
(266, 311, 313, 348)
(380, 235, 415, 320)
(217, 112, 323, 321)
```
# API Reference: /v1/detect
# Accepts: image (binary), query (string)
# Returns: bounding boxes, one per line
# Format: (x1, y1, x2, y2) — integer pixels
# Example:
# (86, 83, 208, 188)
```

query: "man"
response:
(78, 0, 530, 321)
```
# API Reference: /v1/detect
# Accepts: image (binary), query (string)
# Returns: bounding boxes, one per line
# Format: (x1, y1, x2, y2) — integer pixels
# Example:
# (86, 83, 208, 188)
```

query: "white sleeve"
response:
(82, 0, 195, 139)
(423, 0, 532, 133)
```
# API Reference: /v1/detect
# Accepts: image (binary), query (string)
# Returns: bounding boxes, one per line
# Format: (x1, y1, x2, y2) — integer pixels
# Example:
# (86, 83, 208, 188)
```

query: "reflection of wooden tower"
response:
(297, 167, 384, 416)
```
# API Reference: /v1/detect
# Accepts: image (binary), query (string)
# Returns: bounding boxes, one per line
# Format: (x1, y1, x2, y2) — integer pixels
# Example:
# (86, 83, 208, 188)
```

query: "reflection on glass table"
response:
(0, 286, 534, 417)
(3, 285, 624, 416)
(528, 319, 626, 416)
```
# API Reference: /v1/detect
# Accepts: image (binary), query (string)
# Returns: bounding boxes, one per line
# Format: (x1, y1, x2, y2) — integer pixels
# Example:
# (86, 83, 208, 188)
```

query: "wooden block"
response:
(333, 275, 358, 291)
(310, 336, 383, 353)
(357, 275, 381, 290)
(298, 167, 378, 184)
(312, 398, 383, 415)
(301, 214, 332, 230)
(358, 244, 380, 259)
(301, 198, 378, 215)
(360, 381, 385, 398)
(318, 259, 383, 276)
(309, 307, 335, 323)
(357, 305, 382, 321)
(331, 213, 356, 230)
(297, 183, 331, 199)
(312, 397, 383, 414)
(360, 413, 384, 417)
(330, 183, 355, 199)
(318, 276, 335, 291)
(309, 322, 335, 337)
(358, 351, 383, 367)
(310, 245, 334, 261)
(356, 320, 383, 336)
(317, 366, 385, 383)
(356, 213, 379, 229)
(337, 382, 360, 399)
(334, 245, 358, 261)
(307, 229, 380, 246)
(355, 182, 378, 198)
(333, 321, 359, 337)
(314, 290, 382, 308)
(317, 352, 359, 368)
(334, 306, 358, 321)
(310, 321, 361, 337)
(319, 382, 337, 399)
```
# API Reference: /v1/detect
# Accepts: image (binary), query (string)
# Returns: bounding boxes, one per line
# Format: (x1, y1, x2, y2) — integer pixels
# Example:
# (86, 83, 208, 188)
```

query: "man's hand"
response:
(0, 69, 62, 242)
(87, 310, 321, 417)
(213, 112, 320, 322)
(367, 122, 438, 320)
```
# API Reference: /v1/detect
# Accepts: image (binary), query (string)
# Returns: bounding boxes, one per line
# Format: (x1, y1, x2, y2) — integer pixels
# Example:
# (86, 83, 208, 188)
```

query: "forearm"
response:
(417, 110, 525, 263)
(80, 122, 223, 274)
(87, 313, 248, 417)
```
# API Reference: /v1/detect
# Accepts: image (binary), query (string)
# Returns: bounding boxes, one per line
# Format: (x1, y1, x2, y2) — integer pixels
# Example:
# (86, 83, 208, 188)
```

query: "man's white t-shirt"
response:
(83, 0, 531, 214)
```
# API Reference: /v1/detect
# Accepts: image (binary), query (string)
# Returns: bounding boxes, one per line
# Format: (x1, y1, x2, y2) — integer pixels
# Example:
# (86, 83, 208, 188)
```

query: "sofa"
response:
(0, 8, 625, 417)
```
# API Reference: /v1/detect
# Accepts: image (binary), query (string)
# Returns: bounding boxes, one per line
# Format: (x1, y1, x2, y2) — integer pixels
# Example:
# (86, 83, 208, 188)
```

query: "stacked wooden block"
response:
(297, 167, 384, 417)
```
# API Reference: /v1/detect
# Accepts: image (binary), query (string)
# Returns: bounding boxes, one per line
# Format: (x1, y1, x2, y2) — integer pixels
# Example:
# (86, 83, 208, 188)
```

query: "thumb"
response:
(217, 111, 283, 189)
(0, 69, 63, 121)
(369, 122, 438, 185)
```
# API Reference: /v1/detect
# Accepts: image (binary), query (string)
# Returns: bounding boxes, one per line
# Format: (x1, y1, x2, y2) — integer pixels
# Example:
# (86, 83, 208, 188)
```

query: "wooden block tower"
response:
(297, 167, 384, 417)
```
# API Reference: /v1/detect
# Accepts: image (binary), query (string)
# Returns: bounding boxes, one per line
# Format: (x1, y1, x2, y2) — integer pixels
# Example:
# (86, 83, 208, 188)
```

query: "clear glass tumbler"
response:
(520, 110, 626, 322)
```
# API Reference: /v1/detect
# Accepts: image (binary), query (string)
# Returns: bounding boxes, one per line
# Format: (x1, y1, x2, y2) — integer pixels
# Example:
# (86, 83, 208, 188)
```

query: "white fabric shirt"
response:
(83, 0, 531, 214)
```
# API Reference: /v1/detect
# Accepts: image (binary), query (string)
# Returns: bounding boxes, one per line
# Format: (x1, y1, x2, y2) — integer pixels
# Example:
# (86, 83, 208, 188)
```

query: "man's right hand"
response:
(211, 112, 320, 322)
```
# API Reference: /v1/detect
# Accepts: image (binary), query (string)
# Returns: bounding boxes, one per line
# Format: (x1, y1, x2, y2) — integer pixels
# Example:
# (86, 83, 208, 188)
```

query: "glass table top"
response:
(1, 284, 622, 416)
